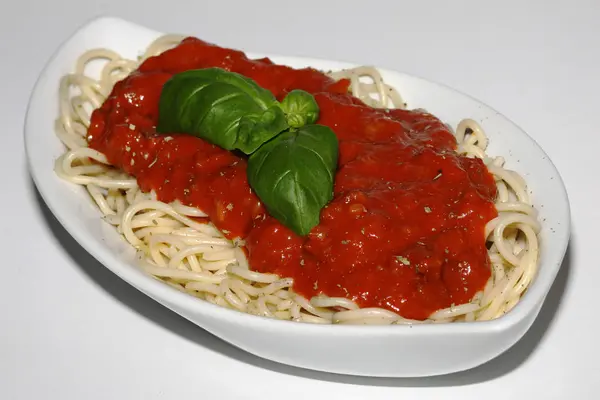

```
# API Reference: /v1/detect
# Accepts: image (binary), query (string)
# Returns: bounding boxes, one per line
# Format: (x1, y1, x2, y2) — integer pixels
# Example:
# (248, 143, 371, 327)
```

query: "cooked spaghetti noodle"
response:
(54, 35, 540, 325)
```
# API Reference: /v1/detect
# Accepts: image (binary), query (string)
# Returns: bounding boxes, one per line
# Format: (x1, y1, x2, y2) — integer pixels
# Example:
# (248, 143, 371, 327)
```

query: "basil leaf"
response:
(280, 89, 319, 128)
(157, 68, 288, 154)
(247, 124, 339, 236)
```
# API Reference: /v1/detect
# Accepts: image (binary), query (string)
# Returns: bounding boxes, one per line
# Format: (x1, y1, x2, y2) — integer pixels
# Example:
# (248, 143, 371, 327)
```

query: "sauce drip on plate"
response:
(88, 38, 497, 320)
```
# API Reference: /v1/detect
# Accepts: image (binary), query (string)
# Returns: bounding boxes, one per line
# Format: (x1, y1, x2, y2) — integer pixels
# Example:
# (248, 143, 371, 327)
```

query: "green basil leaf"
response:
(247, 124, 338, 236)
(280, 89, 319, 128)
(157, 68, 288, 154)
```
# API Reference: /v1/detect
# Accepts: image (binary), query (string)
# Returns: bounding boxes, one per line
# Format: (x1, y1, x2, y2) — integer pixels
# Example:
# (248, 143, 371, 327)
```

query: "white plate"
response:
(24, 16, 571, 377)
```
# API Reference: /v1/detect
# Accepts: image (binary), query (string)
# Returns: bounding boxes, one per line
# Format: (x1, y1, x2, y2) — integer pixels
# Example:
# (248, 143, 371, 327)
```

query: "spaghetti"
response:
(54, 36, 540, 325)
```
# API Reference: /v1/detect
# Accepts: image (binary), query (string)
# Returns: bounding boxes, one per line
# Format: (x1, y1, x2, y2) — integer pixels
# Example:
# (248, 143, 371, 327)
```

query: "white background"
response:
(1, 0, 597, 398)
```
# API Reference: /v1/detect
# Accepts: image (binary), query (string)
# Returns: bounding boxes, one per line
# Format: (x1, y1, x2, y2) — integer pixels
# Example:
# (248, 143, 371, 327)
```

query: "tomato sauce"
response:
(87, 37, 498, 320)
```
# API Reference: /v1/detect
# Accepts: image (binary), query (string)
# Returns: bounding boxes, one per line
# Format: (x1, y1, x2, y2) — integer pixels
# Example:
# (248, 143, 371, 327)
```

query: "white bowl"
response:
(24, 16, 571, 377)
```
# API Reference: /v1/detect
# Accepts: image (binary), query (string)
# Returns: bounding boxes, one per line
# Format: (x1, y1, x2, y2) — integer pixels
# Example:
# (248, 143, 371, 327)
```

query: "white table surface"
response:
(1, 0, 597, 398)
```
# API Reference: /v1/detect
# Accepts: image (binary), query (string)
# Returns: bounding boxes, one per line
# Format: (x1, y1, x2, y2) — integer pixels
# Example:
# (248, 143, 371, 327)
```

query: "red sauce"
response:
(88, 37, 498, 320)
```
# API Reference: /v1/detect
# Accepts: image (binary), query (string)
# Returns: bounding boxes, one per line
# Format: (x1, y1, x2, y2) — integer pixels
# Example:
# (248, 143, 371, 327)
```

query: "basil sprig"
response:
(247, 125, 338, 236)
(157, 68, 338, 236)
(280, 89, 319, 128)
(158, 68, 288, 154)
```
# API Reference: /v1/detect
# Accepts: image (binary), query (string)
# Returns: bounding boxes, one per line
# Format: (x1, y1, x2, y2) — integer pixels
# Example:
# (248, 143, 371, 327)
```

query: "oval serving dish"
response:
(24, 16, 570, 377)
